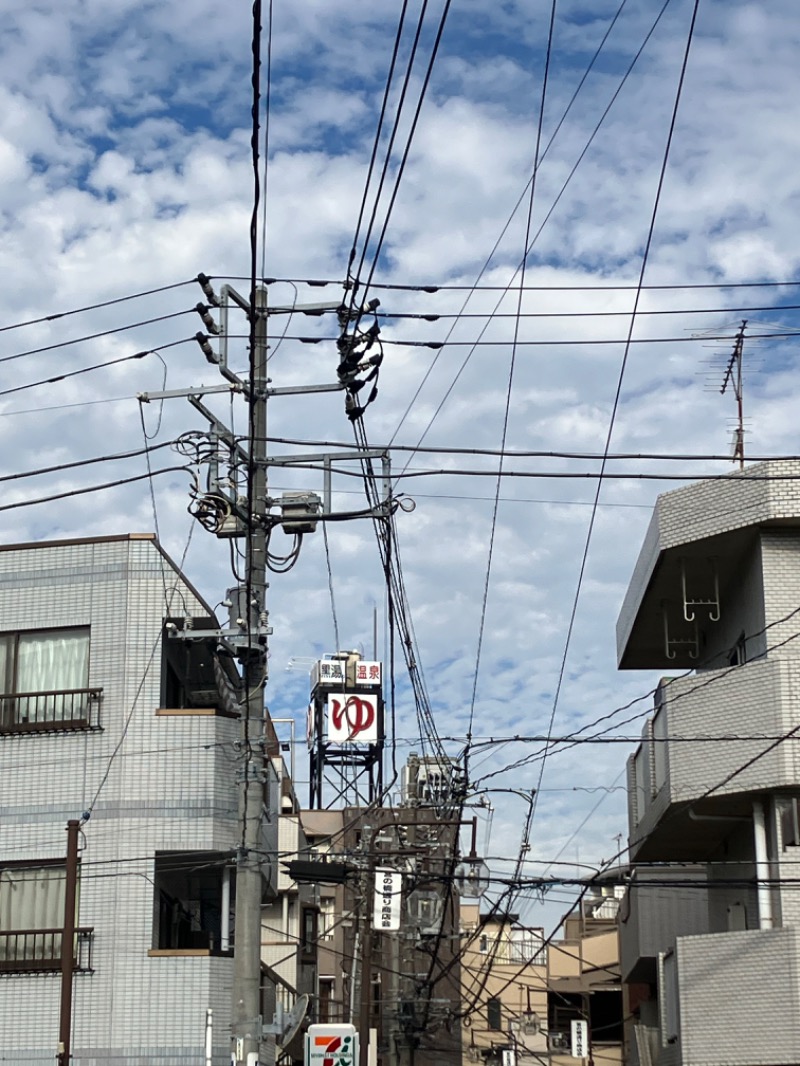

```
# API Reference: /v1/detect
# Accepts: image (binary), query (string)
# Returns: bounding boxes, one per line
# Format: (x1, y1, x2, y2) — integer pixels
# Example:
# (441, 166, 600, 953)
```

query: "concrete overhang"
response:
(616, 461, 800, 670)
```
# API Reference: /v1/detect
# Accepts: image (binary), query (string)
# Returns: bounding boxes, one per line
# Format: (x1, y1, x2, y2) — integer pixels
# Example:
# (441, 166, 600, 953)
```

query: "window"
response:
(319, 897, 335, 940)
(479, 934, 489, 953)
(161, 620, 241, 714)
(300, 907, 318, 958)
(0, 627, 94, 732)
(318, 977, 335, 1023)
(0, 862, 91, 974)
(728, 632, 747, 667)
(152, 852, 231, 953)
(487, 997, 502, 1031)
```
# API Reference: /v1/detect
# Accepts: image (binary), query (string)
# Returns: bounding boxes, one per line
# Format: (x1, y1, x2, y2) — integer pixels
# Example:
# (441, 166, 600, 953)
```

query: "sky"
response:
(2, 0, 800, 932)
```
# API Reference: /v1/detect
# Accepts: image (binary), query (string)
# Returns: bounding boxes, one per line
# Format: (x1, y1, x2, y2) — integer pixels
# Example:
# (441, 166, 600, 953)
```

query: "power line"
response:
(0, 465, 191, 514)
(0, 441, 176, 485)
(250, 275, 800, 293)
(0, 348, 156, 401)
(0, 278, 197, 337)
(0, 311, 196, 366)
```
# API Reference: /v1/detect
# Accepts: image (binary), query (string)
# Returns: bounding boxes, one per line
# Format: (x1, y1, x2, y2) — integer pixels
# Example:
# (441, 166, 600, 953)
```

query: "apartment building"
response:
(547, 885, 624, 1066)
(0, 534, 279, 1066)
(459, 883, 623, 1066)
(459, 904, 548, 1065)
(617, 461, 800, 1065)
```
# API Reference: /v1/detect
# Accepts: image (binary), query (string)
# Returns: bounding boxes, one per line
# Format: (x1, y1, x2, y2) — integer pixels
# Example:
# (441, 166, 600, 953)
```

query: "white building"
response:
(0, 534, 279, 1066)
(617, 462, 800, 1066)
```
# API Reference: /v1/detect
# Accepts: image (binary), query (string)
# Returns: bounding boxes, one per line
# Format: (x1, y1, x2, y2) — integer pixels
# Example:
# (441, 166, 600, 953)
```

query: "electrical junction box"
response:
(280, 491, 322, 534)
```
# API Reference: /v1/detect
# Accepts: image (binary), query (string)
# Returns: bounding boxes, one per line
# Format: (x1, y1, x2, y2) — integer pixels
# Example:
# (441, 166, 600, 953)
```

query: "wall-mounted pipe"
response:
(753, 800, 773, 930)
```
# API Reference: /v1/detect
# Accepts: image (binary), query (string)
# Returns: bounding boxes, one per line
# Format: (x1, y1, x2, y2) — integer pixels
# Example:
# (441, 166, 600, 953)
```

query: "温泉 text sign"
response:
(326, 693, 380, 744)
(305, 1024, 358, 1066)
(373, 868, 402, 931)
(571, 1019, 588, 1058)
(353, 660, 381, 686)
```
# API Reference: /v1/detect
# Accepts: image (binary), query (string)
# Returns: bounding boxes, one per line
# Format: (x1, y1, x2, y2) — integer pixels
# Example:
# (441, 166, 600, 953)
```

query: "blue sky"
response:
(3, 0, 800, 928)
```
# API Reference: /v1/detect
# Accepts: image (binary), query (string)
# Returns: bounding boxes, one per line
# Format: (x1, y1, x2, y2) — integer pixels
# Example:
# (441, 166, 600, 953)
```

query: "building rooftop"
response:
(616, 460, 800, 668)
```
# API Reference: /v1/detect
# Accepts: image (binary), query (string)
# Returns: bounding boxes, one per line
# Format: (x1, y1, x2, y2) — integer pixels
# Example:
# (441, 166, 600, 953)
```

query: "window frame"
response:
(487, 996, 502, 1031)
(0, 626, 98, 734)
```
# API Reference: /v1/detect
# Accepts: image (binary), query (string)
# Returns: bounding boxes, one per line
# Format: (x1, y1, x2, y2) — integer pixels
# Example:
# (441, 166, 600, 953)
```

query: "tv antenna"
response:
(720, 320, 747, 470)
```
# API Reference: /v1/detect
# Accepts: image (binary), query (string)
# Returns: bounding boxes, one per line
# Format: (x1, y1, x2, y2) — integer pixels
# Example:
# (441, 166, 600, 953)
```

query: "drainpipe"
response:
(221, 865, 231, 951)
(753, 800, 773, 929)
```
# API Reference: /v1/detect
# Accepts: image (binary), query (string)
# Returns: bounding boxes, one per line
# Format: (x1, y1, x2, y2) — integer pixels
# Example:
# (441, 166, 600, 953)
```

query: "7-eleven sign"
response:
(305, 1024, 359, 1066)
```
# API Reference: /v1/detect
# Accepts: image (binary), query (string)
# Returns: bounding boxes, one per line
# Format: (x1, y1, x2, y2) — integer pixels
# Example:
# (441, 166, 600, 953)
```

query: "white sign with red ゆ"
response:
(373, 868, 402, 931)
(326, 693, 380, 744)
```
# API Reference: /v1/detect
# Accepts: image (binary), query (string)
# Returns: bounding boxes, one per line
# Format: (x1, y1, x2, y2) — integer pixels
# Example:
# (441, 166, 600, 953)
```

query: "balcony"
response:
(628, 658, 799, 859)
(0, 927, 94, 974)
(0, 688, 102, 735)
(619, 867, 709, 983)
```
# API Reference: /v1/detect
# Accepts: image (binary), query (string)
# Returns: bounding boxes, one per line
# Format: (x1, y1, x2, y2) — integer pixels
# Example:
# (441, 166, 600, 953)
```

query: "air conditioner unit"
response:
(547, 1032, 570, 1051)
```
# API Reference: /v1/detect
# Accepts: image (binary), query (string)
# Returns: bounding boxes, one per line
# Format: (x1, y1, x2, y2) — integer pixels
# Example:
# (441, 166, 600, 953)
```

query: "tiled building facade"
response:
(618, 462, 800, 1066)
(0, 535, 278, 1066)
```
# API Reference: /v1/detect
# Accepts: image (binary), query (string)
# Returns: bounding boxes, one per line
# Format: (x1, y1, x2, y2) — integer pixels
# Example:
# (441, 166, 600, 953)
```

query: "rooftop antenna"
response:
(720, 320, 747, 470)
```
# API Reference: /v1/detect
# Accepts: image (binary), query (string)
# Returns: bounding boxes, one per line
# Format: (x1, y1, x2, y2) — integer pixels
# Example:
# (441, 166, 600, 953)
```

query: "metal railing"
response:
(0, 688, 102, 734)
(0, 927, 94, 974)
(506, 937, 547, 965)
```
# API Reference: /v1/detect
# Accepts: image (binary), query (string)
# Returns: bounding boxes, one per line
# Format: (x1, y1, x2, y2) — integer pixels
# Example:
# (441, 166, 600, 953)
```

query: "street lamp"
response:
(455, 817, 491, 898)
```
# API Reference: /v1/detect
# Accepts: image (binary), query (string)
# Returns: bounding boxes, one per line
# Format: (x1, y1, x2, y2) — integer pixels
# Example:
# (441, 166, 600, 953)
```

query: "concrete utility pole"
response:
(58, 819, 80, 1066)
(139, 274, 394, 1066)
(232, 286, 270, 1066)
(359, 828, 375, 1066)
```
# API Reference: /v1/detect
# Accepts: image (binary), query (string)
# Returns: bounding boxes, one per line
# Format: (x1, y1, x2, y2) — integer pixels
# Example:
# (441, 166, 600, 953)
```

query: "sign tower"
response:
(307, 651, 384, 808)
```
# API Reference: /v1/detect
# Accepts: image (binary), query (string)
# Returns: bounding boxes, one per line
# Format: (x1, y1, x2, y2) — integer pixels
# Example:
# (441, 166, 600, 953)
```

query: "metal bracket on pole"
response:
(139, 383, 244, 402)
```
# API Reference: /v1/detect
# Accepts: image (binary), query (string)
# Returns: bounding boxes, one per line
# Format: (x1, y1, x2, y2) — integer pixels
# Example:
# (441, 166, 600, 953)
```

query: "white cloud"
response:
(1, 0, 800, 933)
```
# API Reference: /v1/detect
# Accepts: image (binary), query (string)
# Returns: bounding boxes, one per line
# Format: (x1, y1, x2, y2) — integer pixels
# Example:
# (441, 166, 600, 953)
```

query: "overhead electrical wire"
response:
(280, 327, 800, 346)
(0, 349, 157, 401)
(0, 466, 192, 514)
(351, 0, 454, 311)
(345, 0, 412, 295)
(473, 598, 800, 789)
(263, 436, 800, 462)
(507, 0, 702, 851)
(465, 0, 558, 752)
(382, 301, 800, 319)
(438, 0, 562, 1027)
(259, 0, 274, 280)
(0, 440, 177, 485)
(388, 0, 652, 450)
(0, 278, 198, 337)
(251, 275, 800, 293)
(0, 310, 196, 366)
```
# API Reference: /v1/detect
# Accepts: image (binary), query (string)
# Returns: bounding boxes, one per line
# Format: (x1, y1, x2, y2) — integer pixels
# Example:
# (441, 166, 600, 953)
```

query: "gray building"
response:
(617, 462, 800, 1066)
(0, 534, 279, 1066)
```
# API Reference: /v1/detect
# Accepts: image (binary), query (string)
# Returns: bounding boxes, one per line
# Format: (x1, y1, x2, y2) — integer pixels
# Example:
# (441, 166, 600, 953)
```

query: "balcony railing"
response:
(0, 688, 102, 735)
(506, 937, 547, 965)
(0, 927, 95, 974)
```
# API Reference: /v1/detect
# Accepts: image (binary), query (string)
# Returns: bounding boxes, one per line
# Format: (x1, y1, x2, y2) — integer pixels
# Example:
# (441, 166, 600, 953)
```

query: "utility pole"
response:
(57, 819, 80, 1066)
(359, 827, 374, 1066)
(139, 275, 394, 1066)
(232, 286, 270, 1066)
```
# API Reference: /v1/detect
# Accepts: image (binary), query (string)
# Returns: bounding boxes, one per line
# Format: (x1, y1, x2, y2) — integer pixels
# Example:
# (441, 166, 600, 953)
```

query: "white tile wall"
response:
(0, 537, 239, 1065)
